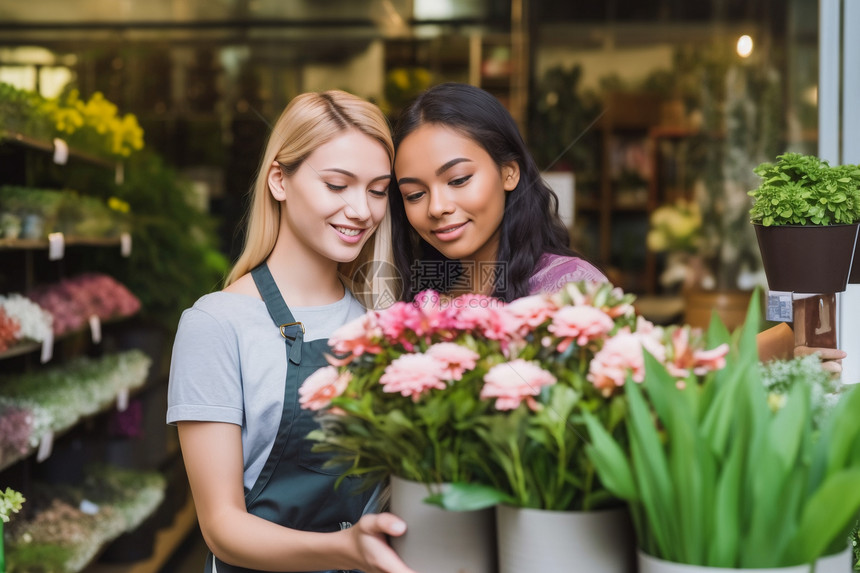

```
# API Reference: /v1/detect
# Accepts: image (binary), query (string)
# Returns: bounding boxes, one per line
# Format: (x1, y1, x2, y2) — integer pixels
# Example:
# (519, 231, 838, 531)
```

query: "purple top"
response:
(528, 253, 607, 295)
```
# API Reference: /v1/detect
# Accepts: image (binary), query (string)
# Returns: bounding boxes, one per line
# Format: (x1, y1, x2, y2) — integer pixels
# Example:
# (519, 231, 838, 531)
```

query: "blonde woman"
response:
(168, 91, 414, 573)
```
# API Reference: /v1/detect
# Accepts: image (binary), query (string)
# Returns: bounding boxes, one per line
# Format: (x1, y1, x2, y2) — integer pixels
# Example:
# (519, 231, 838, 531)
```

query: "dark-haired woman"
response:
(389, 82, 845, 374)
(390, 81, 603, 302)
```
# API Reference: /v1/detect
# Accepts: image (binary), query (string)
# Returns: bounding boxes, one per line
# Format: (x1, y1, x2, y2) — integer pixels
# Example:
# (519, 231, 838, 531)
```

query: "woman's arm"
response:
(756, 322, 846, 374)
(178, 421, 415, 573)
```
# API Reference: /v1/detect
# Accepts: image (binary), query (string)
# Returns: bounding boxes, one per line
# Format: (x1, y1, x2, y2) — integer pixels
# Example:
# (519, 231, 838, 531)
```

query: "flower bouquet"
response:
(301, 282, 729, 571)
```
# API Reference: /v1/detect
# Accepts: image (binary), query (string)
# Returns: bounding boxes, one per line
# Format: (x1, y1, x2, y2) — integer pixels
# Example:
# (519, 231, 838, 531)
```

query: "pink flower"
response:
(299, 366, 351, 411)
(481, 359, 557, 411)
(376, 302, 416, 341)
(376, 295, 450, 343)
(665, 327, 729, 378)
(379, 353, 448, 401)
(504, 294, 558, 336)
(548, 305, 615, 352)
(329, 312, 383, 358)
(426, 343, 480, 380)
(587, 328, 667, 397)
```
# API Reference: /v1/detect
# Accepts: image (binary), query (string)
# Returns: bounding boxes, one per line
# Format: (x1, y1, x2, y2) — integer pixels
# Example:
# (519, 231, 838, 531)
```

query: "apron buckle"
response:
(280, 321, 305, 341)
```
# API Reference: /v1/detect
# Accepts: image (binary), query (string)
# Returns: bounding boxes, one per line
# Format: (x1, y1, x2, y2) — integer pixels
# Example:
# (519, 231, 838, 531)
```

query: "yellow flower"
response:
(108, 197, 131, 214)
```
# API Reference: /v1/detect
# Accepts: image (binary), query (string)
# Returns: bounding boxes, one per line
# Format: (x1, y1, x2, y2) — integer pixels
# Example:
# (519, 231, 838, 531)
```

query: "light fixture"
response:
(737, 35, 754, 58)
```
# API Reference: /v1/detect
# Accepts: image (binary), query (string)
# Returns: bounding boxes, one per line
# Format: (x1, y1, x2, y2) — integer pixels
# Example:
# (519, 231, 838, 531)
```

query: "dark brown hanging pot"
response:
(754, 223, 860, 293)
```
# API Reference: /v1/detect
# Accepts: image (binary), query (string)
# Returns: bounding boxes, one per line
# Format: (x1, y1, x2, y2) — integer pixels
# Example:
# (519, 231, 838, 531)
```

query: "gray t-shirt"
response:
(167, 290, 366, 491)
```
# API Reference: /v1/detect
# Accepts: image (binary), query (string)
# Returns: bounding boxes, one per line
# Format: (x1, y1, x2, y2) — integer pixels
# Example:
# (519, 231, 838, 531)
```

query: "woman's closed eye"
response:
(369, 187, 389, 198)
(403, 190, 425, 203)
(324, 182, 347, 191)
(449, 175, 472, 187)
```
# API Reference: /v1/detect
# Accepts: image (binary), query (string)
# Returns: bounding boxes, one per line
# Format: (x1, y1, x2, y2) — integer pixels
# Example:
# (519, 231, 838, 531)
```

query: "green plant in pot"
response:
(748, 153, 860, 294)
(0, 487, 25, 573)
(584, 291, 860, 571)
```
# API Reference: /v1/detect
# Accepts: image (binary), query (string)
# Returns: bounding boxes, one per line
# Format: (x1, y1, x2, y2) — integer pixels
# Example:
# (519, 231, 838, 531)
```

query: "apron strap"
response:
(251, 263, 304, 364)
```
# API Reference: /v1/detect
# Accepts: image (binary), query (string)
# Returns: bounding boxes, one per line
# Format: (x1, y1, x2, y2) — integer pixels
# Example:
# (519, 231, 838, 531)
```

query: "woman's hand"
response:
(794, 346, 847, 375)
(347, 513, 417, 573)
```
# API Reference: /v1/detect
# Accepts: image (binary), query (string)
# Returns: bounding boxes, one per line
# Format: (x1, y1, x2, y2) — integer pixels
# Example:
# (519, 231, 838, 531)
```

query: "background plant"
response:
(585, 292, 860, 567)
(749, 153, 860, 226)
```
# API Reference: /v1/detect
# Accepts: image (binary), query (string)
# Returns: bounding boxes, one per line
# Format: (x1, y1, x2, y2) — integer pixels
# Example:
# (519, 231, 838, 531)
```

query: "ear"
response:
(267, 161, 288, 202)
(501, 161, 521, 192)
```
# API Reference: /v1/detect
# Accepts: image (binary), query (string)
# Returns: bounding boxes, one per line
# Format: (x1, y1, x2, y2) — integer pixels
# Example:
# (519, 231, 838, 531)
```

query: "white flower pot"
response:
(638, 547, 852, 573)
(388, 476, 496, 573)
(496, 504, 635, 572)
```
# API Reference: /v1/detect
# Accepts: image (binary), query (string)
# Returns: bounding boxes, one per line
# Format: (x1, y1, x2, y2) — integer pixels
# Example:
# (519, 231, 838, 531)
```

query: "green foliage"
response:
(749, 153, 860, 226)
(528, 64, 601, 171)
(585, 291, 860, 567)
(89, 151, 229, 329)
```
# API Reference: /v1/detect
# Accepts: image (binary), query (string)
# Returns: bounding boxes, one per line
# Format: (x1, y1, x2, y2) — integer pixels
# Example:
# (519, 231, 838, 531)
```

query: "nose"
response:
(427, 188, 454, 219)
(343, 190, 372, 222)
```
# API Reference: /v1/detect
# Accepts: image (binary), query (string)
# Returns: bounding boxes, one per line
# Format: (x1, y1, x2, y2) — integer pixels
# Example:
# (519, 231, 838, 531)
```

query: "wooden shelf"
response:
(0, 236, 124, 250)
(0, 340, 41, 360)
(86, 493, 198, 573)
(0, 131, 116, 169)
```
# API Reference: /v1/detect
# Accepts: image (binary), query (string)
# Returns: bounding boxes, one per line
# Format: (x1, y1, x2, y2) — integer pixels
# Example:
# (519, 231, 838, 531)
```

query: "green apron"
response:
(206, 263, 373, 573)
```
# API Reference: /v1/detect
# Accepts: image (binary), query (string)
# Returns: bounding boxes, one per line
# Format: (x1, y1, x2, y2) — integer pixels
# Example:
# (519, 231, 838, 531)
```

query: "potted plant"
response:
(301, 282, 729, 572)
(1, 487, 25, 572)
(584, 291, 860, 572)
(748, 153, 860, 294)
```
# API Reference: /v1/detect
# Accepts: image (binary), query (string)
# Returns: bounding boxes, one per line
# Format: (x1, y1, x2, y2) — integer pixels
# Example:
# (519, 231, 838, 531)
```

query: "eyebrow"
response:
(397, 157, 473, 186)
(320, 168, 392, 184)
(436, 157, 472, 175)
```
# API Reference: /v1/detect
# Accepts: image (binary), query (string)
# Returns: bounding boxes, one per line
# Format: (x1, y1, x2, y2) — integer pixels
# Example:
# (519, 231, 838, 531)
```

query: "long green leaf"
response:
(583, 411, 638, 502)
(626, 377, 676, 560)
(781, 468, 860, 565)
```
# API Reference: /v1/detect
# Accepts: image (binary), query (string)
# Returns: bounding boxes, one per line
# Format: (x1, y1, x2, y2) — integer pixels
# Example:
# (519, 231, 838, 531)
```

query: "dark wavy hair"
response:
(390, 82, 582, 302)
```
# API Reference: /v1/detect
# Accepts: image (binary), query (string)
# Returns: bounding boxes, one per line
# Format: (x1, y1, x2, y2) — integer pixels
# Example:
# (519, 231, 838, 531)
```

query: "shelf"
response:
(0, 350, 151, 472)
(86, 493, 198, 573)
(0, 313, 137, 362)
(0, 340, 42, 360)
(0, 236, 124, 250)
(0, 131, 116, 169)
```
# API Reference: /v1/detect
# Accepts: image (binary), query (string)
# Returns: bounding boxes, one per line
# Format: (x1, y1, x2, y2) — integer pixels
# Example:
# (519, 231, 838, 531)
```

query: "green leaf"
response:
(583, 411, 638, 501)
(426, 482, 514, 511)
(781, 469, 860, 565)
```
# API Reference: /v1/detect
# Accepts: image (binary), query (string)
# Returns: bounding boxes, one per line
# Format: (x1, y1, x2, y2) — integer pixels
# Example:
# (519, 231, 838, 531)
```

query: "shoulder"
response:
(176, 291, 264, 340)
(528, 253, 607, 295)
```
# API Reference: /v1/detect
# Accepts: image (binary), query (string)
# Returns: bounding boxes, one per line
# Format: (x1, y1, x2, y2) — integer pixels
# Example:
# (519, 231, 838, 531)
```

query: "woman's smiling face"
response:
(394, 123, 519, 264)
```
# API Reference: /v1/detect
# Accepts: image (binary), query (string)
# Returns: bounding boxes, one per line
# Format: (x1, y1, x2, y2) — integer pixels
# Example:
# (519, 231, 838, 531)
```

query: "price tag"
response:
(766, 290, 793, 322)
(115, 162, 124, 185)
(79, 499, 100, 515)
(48, 232, 65, 261)
(52, 138, 69, 165)
(89, 314, 102, 344)
(117, 388, 129, 412)
(36, 431, 54, 462)
(120, 232, 132, 257)
(40, 330, 54, 364)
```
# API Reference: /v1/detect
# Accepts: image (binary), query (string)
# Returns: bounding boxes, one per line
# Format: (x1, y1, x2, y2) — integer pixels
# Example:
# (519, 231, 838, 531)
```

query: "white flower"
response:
(0, 294, 53, 343)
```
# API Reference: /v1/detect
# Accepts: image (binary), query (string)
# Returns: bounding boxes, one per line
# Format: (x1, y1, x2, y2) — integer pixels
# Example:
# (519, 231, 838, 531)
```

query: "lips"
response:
(430, 221, 469, 241)
(332, 224, 367, 244)
(432, 222, 467, 235)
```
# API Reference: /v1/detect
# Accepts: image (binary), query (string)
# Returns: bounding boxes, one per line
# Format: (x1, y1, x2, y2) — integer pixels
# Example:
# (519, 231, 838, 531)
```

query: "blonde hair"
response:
(225, 91, 398, 309)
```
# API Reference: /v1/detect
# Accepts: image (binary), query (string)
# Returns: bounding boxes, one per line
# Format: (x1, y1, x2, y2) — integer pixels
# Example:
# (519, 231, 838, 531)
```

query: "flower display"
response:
(0, 82, 144, 160)
(0, 294, 53, 345)
(27, 273, 140, 336)
(0, 350, 151, 468)
(0, 307, 21, 352)
(302, 281, 728, 510)
(5, 464, 164, 573)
